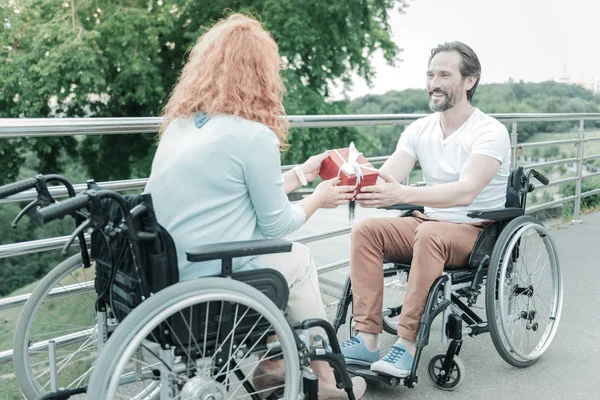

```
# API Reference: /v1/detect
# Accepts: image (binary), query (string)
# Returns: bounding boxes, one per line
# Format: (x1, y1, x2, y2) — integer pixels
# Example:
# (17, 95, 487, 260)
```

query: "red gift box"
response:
(318, 143, 379, 197)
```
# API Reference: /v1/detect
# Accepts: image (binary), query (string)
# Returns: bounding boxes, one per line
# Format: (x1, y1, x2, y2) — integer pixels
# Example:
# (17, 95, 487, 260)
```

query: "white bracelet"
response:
(293, 166, 308, 186)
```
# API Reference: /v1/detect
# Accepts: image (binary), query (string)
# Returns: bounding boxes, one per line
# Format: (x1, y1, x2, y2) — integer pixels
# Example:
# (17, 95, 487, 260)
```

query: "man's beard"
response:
(429, 89, 457, 112)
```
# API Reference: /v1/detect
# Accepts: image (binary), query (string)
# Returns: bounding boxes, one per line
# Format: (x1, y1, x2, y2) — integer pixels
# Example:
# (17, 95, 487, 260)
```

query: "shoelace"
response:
(381, 345, 406, 363)
(340, 336, 361, 349)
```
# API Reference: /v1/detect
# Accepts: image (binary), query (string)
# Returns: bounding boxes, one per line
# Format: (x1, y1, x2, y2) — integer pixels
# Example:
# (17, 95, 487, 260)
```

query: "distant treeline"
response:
(347, 80, 600, 157)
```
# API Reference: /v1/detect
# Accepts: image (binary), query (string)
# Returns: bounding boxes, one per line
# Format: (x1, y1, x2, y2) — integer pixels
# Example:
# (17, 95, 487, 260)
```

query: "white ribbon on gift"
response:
(333, 142, 378, 186)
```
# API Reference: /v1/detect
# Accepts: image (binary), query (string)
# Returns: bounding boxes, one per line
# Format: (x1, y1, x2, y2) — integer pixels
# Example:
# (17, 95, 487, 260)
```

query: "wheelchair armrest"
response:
(186, 239, 293, 262)
(467, 207, 524, 220)
(379, 203, 424, 212)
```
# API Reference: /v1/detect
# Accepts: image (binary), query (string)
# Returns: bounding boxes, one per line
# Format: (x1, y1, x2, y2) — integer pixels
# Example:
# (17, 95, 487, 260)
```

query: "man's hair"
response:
(429, 41, 481, 102)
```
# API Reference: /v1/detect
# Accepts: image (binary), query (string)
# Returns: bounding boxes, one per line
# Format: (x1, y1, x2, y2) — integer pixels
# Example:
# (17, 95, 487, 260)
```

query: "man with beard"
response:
(340, 41, 511, 378)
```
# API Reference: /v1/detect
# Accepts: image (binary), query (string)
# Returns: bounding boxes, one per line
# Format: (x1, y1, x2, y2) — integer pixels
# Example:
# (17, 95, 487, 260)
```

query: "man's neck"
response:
(439, 101, 475, 138)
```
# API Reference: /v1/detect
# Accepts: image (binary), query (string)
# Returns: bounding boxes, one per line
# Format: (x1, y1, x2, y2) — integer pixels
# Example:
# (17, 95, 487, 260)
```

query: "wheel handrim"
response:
(18, 256, 99, 396)
(497, 223, 563, 361)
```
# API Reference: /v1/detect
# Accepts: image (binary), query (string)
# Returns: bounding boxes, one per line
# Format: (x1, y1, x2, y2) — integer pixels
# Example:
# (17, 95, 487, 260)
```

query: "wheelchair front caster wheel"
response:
(428, 354, 464, 391)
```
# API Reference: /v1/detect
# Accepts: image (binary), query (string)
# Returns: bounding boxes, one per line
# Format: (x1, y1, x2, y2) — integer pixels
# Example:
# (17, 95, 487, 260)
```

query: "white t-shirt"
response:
(396, 108, 511, 223)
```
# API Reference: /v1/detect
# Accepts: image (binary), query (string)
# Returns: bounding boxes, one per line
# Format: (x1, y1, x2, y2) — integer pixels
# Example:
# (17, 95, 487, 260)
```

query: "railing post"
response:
(573, 119, 585, 222)
(510, 122, 518, 169)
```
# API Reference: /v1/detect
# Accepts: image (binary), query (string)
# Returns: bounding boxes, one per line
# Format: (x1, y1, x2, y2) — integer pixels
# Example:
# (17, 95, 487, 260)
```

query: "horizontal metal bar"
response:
(517, 138, 580, 148)
(0, 117, 163, 138)
(584, 153, 600, 161)
(525, 195, 577, 214)
(582, 187, 600, 198)
(0, 280, 94, 311)
(317, 258, 349, 274)
(2, 114, 600, 139)
(522, 157, 579, 169)
(0, 221, 353, 260)
(0, 329, 93, 365)
(0, 178, 148, 204)
(0, 156, 389, 205)
(0, 235, 89, 260)
(583, 171, 600, 179)
(491, 114, 600, 122)
(585, 136, 600, 142)
(292, 226, 352, 244)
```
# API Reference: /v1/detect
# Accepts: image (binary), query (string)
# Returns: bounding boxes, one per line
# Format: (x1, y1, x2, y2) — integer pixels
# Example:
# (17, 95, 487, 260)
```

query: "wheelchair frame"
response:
(331, 166, 563, 390)
(18, 181, 361, 400)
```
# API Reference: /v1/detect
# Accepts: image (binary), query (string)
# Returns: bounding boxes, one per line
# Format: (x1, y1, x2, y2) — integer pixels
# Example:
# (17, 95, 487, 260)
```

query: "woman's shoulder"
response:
(213, 114, 278, 144)
(212, 114, 271, 131)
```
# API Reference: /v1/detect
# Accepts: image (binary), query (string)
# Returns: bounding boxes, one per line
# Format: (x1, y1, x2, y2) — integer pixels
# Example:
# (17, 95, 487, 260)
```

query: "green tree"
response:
(1, 0, 409, 181)
(560, 178, 600, 219)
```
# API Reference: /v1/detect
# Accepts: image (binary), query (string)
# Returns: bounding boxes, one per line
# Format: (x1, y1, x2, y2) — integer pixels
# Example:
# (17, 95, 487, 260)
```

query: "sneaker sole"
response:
(370, 362, 411, 378)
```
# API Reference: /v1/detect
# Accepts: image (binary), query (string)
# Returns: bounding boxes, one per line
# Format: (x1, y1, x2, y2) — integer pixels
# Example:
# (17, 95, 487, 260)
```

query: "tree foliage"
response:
(0, 0, 408, 295)
(1, 0, 405, 181)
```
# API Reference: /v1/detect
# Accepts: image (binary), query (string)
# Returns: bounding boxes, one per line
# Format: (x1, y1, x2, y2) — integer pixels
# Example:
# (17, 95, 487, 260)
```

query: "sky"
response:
(332, 0, 599, 100)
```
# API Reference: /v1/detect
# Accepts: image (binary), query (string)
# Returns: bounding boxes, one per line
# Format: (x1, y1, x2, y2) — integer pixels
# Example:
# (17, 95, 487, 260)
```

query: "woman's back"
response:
(145, 113, 305, 280)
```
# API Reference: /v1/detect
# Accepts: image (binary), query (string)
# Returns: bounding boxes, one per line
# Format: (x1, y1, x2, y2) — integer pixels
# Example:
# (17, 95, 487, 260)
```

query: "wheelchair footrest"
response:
(345, 364, 404, 386)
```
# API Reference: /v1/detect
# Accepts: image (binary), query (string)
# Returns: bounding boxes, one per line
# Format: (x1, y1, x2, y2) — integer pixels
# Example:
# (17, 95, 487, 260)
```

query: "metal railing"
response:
(1, 112, 600, 365)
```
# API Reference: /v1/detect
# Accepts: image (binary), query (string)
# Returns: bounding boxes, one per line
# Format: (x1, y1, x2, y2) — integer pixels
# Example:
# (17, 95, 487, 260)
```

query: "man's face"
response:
(426, 50, 469, 112)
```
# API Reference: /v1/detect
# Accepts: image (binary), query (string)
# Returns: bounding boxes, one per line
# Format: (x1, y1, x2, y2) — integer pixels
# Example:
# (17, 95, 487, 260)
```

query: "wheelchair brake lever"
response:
(61, 219, 93, 257)
(11, 199, 40, 228)
(35, 176, 57, 207)
(11, 176, 57, 228)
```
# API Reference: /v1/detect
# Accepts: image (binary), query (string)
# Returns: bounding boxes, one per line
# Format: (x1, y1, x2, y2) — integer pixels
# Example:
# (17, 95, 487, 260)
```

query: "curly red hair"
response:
(160, 13, 289, 148)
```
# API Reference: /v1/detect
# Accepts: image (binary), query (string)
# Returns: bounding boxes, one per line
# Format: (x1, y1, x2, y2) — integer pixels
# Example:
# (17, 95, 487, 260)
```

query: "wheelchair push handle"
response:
(38, 194, 91, 223)
(531, 170, 549, 185)
(0, 177, 38, 199)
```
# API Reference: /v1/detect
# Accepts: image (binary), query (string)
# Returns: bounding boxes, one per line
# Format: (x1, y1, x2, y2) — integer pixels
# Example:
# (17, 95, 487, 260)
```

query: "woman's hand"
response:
(312, 177, 356, 208)
(301, 151, 331, 183)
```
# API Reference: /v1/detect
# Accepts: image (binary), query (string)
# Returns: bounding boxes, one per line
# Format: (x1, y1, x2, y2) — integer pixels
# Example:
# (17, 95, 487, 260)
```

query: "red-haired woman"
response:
(145, 13, 365, 399)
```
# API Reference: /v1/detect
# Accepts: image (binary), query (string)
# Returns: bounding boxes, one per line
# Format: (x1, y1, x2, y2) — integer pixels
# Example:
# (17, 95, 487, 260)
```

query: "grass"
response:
(0, 264, 97, 400)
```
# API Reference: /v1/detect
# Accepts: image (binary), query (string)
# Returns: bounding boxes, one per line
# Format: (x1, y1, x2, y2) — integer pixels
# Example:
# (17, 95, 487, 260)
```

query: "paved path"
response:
(289, 205, 600, 400)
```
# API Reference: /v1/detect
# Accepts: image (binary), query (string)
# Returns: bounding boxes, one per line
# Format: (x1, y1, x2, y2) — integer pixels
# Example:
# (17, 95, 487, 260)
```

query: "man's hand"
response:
(301, 151, 331, 183)
(355, 171, 406, 208)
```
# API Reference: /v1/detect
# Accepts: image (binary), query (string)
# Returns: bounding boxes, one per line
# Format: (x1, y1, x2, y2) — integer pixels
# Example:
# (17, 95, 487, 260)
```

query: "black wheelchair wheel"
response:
(427, 354, 464, 391)
(86, 278, 302, 400)
(485, 216, 563, 368)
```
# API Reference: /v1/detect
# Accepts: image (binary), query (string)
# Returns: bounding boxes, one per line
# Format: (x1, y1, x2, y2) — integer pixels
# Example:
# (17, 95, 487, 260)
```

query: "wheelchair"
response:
(16, 181, 360, 400)
(0, 175, 98, 399)
(332, 166, 564, 390)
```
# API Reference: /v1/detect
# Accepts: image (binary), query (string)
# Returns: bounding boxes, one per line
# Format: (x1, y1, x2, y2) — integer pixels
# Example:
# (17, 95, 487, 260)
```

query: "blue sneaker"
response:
(370, 342, 414, 377)
(340, 335, 380, 366)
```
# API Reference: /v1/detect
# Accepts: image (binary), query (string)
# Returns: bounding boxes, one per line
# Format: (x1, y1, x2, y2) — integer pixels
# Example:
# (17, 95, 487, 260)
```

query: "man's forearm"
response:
(402, 182, 474, 208)
(378, 149, 416, 185)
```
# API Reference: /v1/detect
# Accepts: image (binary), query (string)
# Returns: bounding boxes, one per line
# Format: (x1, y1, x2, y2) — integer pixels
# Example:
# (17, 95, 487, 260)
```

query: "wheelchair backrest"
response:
(91, 193, 179, 322)
(467, 167, 527, 267)
(505, 166, 526, 208)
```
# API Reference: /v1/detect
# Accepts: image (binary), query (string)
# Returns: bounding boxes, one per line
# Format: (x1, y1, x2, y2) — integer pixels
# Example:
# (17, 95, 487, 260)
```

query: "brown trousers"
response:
(349, 211, 488, 340)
